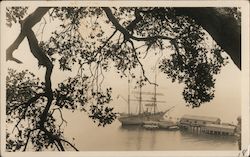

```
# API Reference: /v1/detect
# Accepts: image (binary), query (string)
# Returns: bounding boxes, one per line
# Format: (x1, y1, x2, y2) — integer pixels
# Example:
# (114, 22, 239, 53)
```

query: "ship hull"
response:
(118, 112, 165, 125)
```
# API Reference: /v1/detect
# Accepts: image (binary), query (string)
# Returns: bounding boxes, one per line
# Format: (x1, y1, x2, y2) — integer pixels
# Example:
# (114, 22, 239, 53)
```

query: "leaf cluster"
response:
(6, 7, 28, 27)
(89, 88, 117, 127)
(159, 16, 228, 107)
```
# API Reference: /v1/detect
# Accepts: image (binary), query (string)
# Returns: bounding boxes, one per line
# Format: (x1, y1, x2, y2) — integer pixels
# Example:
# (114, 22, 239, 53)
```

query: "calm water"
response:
(66, 118, 239, 151)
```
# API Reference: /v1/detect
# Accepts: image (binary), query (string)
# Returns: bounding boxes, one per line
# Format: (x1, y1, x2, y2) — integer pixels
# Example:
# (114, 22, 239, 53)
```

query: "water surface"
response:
(66, 118, 238, 151)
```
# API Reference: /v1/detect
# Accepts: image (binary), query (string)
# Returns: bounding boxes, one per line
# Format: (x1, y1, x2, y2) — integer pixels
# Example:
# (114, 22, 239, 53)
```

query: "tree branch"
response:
(174, 8, 241, 69)
(11, 93, 46, 133)
(6, 7, 51, 63)
(51, 108, 67, 128)
(22, 26, 54, 128)
(23, 131, 31, 151)
(127, 40, 157, 85)
(102, 7, 173, 42)
(126, 8, 143, 32)
(40, 127, 65, 151)
(8, 7, 55, 142)
(103, 7, 241, 69)
(60, 139, 79, 151)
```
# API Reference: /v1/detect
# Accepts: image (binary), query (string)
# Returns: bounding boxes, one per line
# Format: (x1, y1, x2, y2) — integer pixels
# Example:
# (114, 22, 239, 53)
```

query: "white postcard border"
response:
(1, 1, 249, 157)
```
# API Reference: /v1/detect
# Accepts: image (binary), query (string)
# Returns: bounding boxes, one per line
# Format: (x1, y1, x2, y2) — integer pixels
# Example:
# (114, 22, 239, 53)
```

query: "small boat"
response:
(158, 117, 180, 130)
(143, 124, 159, 129)
(143, 121, 159, 129)
(158, 119, 175, 129)
(168, 125, 179, 131)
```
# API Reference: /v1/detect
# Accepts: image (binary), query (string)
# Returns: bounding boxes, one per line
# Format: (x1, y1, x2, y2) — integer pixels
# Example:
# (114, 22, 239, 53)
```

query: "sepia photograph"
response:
(0, 1, 249, 157)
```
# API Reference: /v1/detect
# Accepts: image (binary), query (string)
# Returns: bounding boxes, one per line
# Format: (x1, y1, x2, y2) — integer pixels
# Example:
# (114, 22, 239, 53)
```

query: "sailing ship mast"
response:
(153, 71, 157, 114)
(138, 77, 142, 115)
(126, 73, 143, 115)
(132, 74, 164, 114)
(128, 74, 131, 115)
(128, 68, 164, 115)
(118, 54, 175, 125)
(118, 71, 169, 125)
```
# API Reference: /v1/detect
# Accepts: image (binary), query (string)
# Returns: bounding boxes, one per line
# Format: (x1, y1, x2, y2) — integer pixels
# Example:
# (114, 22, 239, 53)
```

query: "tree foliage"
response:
(6, 7, 28, 27)
(5, 6, 239, 151)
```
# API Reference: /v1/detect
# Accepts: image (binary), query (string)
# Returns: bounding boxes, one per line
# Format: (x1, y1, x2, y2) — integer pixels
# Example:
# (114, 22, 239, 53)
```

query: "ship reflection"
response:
(119, 125, 143, 131)
(119, 125, 157, 150)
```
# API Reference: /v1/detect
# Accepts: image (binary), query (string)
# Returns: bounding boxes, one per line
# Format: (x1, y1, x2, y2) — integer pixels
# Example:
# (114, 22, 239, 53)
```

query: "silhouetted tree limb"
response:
(126, 8, 143, 32)
(40, 127, 65, 151)
(6, 7, 59, 150)
(12, 93, 46, 133)
(23, 129, 37, 151)
(6, 7, 50, 63)
(103, 7, 241, 69)
(102, 7, 173, 41)
(23, 25, 54, 128)
(174, 8, 241, 69)
(7, 7, 241, 69)
(60, 139, 79, 151)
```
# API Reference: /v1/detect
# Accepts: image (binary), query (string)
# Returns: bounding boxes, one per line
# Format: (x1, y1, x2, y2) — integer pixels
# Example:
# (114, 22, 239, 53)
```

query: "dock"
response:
(179, 114, 236, 136)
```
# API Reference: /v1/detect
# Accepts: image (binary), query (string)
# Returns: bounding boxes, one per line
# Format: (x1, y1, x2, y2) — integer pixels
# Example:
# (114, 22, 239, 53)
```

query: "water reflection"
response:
(119, 125, 143, 131)
(70, 120, 238, 151)
(180, 130, 237, 144)
(119, 125, 158, 150)
(118, 125, 238, 151)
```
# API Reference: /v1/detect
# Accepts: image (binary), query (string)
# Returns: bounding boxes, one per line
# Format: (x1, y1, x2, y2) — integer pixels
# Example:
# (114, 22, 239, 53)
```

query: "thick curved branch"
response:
(103, 7, 241, 69)
(23, 26, 54, 128)
(126, 8, 143, 32)
(25, 28, 53, 90)
(174, 8, 241, 69)
(102, 7, 173, 41)
(6, 7, 50, 63)
(11, 7, 55, 145)
(102, 7, 130, 39)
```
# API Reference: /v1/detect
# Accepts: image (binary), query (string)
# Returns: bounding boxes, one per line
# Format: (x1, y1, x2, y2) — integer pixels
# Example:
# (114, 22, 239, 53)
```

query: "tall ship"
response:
(118, 73, 172, 125)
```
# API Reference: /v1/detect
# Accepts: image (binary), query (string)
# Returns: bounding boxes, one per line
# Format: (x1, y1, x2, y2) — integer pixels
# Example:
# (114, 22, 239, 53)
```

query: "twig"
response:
(23, 131, 31, 151)
(11, 93, 46, 133)
(127, 40, 156, 86)
(60, 139, 79, 151)
(40, 17, 47, 41)
(102, 7, 173, 42)
(51, 108, 67, 128)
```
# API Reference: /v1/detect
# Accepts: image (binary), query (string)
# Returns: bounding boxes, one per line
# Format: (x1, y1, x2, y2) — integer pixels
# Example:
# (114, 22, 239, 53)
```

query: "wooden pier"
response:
(179, 115, 236, 135)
